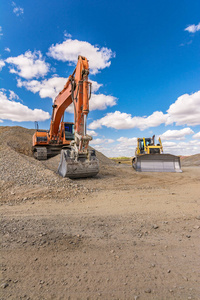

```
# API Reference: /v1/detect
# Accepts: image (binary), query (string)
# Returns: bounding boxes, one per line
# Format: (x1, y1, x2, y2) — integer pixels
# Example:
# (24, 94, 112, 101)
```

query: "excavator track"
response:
(132, 154, 182, 173)
(58, 149, 99, 179)
(34, 147, 47, 160)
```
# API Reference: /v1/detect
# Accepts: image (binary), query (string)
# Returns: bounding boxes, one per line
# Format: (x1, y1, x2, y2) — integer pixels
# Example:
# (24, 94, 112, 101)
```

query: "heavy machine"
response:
(132, 135, 182, 172)
(32, 56, 99, 178)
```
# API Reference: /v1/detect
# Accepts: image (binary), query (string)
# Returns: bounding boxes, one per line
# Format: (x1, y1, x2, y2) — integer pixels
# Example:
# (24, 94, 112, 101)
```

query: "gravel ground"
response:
(1, 126, 200, 300)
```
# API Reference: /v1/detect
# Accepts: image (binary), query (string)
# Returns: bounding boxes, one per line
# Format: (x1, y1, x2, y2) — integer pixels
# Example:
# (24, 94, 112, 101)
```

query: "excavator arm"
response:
(55, 56, 99, 178)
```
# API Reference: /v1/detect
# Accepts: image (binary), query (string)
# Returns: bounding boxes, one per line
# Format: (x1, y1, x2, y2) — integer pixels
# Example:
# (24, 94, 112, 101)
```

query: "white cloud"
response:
(162, 141, 177, 147)
(117, 136, 137, 146)
(184, 22, 200, 33)
(89, 110, 167, 130)
(5, 47, 11, 52)
(95, 138, 200, 158)
(18, 76, 117, 114)
(6, 50, 49, 79)
(89, 90, 200, 131)
(66, 93, 117, 113)
(17, 76, 67, 100)
(193, 131, 200, 139)
(162, 140, 200, 156)
(90, 94, 117, 111)
(160, 128, 194, 141)
(93, 142, 136, 158)
(18, 76, 103, 99)
(12, 2, 24, 16)
(0, 59, 5, 71)
(90, 138, 114, 145)
(9, 90, 19, 101)
(89, 134, 200, 157)
(64, 31, 72, 39)
(166, 91, 200, 126)
(47, 39, 115, 74)
(180, 40, 192, 47)
(90, 80, 102, 93)
(87, 130, 98, 137)
(0, 89, 50, 122)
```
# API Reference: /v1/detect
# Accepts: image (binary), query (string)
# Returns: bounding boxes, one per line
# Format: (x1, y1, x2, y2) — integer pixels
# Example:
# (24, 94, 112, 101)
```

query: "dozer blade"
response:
(58, 149, 99, 179)
(133, 154, 182, 173)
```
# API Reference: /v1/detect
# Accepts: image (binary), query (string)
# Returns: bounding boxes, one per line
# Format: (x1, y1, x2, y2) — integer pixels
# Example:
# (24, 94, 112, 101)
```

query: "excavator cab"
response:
(64, 122, 74, 141)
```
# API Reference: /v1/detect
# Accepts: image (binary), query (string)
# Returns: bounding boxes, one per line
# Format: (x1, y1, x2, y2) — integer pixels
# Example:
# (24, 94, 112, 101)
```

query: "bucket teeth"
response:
(58, 149, 99, 178)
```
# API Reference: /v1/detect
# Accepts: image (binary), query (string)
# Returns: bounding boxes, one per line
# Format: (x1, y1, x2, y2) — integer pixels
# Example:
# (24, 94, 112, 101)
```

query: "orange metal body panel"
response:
(32, 131, 48, 146)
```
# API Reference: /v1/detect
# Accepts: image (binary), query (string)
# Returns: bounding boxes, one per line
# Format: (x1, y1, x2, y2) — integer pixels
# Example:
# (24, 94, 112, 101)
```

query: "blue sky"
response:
(0, 0, 200, 157)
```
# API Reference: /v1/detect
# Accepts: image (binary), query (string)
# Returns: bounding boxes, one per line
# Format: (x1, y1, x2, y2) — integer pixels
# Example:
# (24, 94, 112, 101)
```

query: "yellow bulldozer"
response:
(132, 135, 182, 172)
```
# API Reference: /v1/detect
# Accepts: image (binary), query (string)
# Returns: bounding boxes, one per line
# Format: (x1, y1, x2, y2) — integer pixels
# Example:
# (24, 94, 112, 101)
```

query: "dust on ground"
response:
(1, 126, 200, 300)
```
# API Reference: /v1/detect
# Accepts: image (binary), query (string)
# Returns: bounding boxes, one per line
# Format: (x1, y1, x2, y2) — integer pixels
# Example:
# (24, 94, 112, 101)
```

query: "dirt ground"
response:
(1, 127, 200, 300)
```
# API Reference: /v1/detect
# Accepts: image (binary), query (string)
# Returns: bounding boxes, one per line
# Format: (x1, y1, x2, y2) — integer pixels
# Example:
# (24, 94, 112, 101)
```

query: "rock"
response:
(193, 225, 200, 229)
(1, 282, 9, 288)
(152, 225, 159, 229)
(144, 288, 151, 293)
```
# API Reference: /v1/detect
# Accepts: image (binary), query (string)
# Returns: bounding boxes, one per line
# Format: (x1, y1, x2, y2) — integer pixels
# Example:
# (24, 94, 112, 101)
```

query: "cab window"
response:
(64, 123, 74, 140)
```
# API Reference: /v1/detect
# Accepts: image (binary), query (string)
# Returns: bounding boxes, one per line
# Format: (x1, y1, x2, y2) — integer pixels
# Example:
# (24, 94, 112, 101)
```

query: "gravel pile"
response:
(0, 126, 35, 156)
(181, 154, 200, 167)
(0, 147, 67, 186)
(0, 126, 98, 202)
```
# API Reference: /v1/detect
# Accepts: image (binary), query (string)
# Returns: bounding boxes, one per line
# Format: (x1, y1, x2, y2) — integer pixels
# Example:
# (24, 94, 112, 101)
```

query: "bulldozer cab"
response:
(137, 137, 154, 154)
(138, 139, 144, 153)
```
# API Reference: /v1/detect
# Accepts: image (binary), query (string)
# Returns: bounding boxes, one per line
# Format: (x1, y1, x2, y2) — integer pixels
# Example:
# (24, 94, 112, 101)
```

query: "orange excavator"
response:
(32, 56, 99, 178)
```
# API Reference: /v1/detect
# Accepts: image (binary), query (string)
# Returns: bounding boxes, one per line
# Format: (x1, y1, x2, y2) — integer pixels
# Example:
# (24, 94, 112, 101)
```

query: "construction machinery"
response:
(132, 135, 182, 172)
(32, 56, 99, 179)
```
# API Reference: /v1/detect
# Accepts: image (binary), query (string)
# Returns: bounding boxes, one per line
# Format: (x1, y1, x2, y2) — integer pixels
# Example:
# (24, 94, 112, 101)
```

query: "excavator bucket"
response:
(58, 149, 99, 179)
(132, 154, 182, 173)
